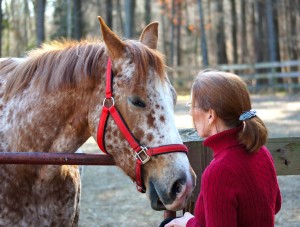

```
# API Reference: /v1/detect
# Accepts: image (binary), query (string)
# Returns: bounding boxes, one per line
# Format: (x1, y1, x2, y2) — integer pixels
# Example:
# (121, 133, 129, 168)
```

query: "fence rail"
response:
(0, 152, 115, 165)
(168, 60, 300, 93)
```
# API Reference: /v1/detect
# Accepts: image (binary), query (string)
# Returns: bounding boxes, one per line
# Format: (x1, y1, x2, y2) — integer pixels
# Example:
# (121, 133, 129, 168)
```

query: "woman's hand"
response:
(164, 212, 194, 227)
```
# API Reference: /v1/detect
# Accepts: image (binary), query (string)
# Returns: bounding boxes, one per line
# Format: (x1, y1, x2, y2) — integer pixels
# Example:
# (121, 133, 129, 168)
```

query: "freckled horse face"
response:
(90, 19, 196, 211)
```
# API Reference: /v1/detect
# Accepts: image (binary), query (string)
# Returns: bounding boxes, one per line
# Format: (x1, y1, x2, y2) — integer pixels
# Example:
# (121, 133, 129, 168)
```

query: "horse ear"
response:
(98, 16, 125, 59)
(139, 22, 158, 49)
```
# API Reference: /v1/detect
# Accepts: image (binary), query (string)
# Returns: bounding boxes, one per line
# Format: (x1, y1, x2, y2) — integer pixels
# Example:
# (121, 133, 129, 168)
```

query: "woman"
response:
(165, 70, 281, 227)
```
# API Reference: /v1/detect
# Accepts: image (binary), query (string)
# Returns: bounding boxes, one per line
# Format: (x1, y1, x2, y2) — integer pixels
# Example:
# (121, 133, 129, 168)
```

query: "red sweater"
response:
(187, 127, 281, 227)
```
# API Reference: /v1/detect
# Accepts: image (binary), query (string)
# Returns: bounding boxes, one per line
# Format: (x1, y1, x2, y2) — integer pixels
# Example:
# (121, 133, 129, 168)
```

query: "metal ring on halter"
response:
(102, 97, 115, 108)
(135, 146, 151, 164)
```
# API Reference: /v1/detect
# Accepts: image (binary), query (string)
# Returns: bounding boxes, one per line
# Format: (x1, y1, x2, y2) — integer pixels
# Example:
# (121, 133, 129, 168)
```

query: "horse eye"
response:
(129, 96, 146, 108)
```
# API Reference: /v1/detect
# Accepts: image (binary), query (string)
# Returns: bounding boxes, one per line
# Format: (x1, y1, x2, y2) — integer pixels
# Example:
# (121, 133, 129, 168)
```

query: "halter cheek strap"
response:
(97, 58, 188, 193)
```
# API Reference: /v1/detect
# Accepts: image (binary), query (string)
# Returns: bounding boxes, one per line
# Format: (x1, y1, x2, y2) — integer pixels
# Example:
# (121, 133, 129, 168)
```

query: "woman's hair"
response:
(192, 69, 268, 153)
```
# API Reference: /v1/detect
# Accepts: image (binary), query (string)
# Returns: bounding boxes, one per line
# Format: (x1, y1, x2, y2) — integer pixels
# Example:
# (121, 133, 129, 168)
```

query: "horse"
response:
(0, 17, 196, 226)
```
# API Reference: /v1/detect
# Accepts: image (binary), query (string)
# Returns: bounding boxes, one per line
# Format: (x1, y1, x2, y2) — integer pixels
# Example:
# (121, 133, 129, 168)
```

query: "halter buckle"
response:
(135, 146, 150, 164)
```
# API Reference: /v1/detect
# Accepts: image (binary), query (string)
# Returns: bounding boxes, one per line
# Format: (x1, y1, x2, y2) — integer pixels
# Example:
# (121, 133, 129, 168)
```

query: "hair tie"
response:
(239, 109, 257, 121)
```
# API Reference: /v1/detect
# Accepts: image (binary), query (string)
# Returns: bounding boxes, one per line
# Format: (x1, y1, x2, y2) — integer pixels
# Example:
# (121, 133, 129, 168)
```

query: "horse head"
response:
(88, 17, 196, 211)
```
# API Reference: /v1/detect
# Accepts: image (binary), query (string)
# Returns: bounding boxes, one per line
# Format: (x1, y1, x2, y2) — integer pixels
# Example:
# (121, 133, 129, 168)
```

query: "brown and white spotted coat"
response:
(0, 17, 196, 226)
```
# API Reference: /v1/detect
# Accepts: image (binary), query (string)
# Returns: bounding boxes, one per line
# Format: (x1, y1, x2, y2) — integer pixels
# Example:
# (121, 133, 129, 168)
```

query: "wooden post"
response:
(179, 129, 213, 214)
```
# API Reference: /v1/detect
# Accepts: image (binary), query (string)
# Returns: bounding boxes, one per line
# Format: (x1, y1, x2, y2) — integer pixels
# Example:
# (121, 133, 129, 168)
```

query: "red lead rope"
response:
(97, 58, 188, 193)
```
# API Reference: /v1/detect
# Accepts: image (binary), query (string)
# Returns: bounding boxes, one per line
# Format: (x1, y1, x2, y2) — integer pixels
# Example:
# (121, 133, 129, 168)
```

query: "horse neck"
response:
(4, 68, 108, 154)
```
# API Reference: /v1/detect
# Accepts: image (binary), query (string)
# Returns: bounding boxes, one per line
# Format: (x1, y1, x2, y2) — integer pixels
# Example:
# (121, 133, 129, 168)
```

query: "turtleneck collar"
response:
(203, 127, 242, 158)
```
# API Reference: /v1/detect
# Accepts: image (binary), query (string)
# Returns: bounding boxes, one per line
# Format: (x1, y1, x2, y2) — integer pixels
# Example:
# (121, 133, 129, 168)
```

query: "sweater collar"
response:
(203, 127, 242, 157)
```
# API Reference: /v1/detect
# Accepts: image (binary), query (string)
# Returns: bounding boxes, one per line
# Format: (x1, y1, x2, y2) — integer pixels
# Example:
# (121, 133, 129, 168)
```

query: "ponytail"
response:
(238, 116, 268, 153)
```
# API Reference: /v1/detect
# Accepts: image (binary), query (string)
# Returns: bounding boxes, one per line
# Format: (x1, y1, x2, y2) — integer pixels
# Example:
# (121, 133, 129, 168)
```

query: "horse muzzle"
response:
(147, 169, 196, 211)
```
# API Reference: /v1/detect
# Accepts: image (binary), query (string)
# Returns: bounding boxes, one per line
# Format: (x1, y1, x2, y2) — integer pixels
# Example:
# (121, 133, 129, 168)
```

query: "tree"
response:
(266, 0, 276, 62)
(34, 0, 46, 46)
(159, 0, 168, 57)
(144, 0, 151, 25)
(176, 0, 182, 66)
(215, 0, 227, 64)
(197, 0, 208, 66)
(0, 0, 3, 56)
(240, 0, 248, 63)
(169, 0, 175, 66)
(124, 0, 135, 38)
(106, 0, 113, 29)
(116, 0, 124, 34)
(230, 0, 237, 63)
(73, 0, 82, 39)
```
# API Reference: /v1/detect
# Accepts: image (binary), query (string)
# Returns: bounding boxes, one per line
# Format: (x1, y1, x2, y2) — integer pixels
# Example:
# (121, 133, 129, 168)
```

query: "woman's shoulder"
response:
(203, 156, 238, 180)
(201, 157, 240, 192)
(203, 145, 256, 178)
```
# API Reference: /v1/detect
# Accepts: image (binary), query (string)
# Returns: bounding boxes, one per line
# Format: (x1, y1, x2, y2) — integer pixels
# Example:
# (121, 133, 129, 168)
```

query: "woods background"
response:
(0, 0, 299, 93)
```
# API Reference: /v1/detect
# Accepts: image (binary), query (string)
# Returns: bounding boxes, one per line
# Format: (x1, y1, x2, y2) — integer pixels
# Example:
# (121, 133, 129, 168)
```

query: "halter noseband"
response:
(97, 58, 188, 193)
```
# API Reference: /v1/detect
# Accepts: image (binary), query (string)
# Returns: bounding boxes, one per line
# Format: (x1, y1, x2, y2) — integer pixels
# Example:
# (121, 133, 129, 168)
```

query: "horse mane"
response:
(3, 39, 166, 101)
(3, 39, 106, 101)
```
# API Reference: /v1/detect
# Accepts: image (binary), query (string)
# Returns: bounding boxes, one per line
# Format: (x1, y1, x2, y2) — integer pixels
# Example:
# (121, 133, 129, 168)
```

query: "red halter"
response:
(97, 58, 188, 193)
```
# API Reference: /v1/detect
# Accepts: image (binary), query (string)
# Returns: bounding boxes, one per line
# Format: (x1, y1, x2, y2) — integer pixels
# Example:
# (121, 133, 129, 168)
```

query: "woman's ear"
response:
(208, 109, 217, 125)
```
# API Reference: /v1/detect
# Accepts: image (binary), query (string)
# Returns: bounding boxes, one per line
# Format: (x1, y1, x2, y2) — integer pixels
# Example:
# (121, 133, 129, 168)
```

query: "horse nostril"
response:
(170, 175, 186, 200)
(172, 181, 183, 195)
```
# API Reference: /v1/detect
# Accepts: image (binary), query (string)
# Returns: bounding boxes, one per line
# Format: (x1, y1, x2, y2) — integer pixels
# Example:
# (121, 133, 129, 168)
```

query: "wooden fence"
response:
(168, 60, 300, 93)
(0, 129, 300, 220)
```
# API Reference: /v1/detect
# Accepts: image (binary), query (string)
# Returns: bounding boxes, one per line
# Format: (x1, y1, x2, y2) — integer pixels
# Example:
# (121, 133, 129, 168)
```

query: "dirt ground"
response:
(79, 94, 300, 227)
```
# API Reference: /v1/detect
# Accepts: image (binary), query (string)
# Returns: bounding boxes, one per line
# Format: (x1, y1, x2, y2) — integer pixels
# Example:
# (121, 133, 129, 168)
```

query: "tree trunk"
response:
(116, 0, 124, 34)
(66, 0, 72, 38)
(4, 0, 9, 56)
(160, 0, 167, 56)
(253, 0, 269, 90)
(197, 0, 208, 66)
(23, 0, 30, 49)
(73, 0, 82, 40)
(230, 0, 238, 63)
(176, 1, 182, 66)
(124, 0, 135, 38)
(216, 0, 227, 64)
(35, 0, 46, 46)
(266, 0, 276, 62)
(144, 0, 151, 25)
(106, 0, 113, 29)
(240, 0, 247, 63)
(0, 0, 2, 57)
(169, 0, 175, 66)
(288, 0, 299, 86)
(11, 0, 22, 55)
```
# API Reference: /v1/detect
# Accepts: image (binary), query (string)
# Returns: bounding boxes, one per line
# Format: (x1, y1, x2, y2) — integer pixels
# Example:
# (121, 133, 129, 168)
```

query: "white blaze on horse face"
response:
(154, 78, 181, 144)
(139, 73, 195, 211)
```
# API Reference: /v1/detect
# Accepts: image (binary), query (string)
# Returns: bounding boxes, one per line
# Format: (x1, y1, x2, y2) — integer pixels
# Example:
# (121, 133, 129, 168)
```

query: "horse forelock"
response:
(124, 40, 166, 91)
(3, 40, 107, 101)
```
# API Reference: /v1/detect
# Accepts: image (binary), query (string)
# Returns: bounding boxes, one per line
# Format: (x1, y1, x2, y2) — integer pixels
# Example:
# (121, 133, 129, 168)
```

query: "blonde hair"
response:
(192, 70, 268, 153)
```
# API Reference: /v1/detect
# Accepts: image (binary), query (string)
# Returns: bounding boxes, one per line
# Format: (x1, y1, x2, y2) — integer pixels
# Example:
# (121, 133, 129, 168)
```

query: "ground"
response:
(78, 94, 300, 227)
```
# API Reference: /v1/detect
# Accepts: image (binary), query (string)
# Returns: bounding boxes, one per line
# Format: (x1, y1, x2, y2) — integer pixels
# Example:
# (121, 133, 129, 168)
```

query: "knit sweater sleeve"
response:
(191, 163, 239, 227)
(186, 193, 204, 227)
(275, 181, 282, 214)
